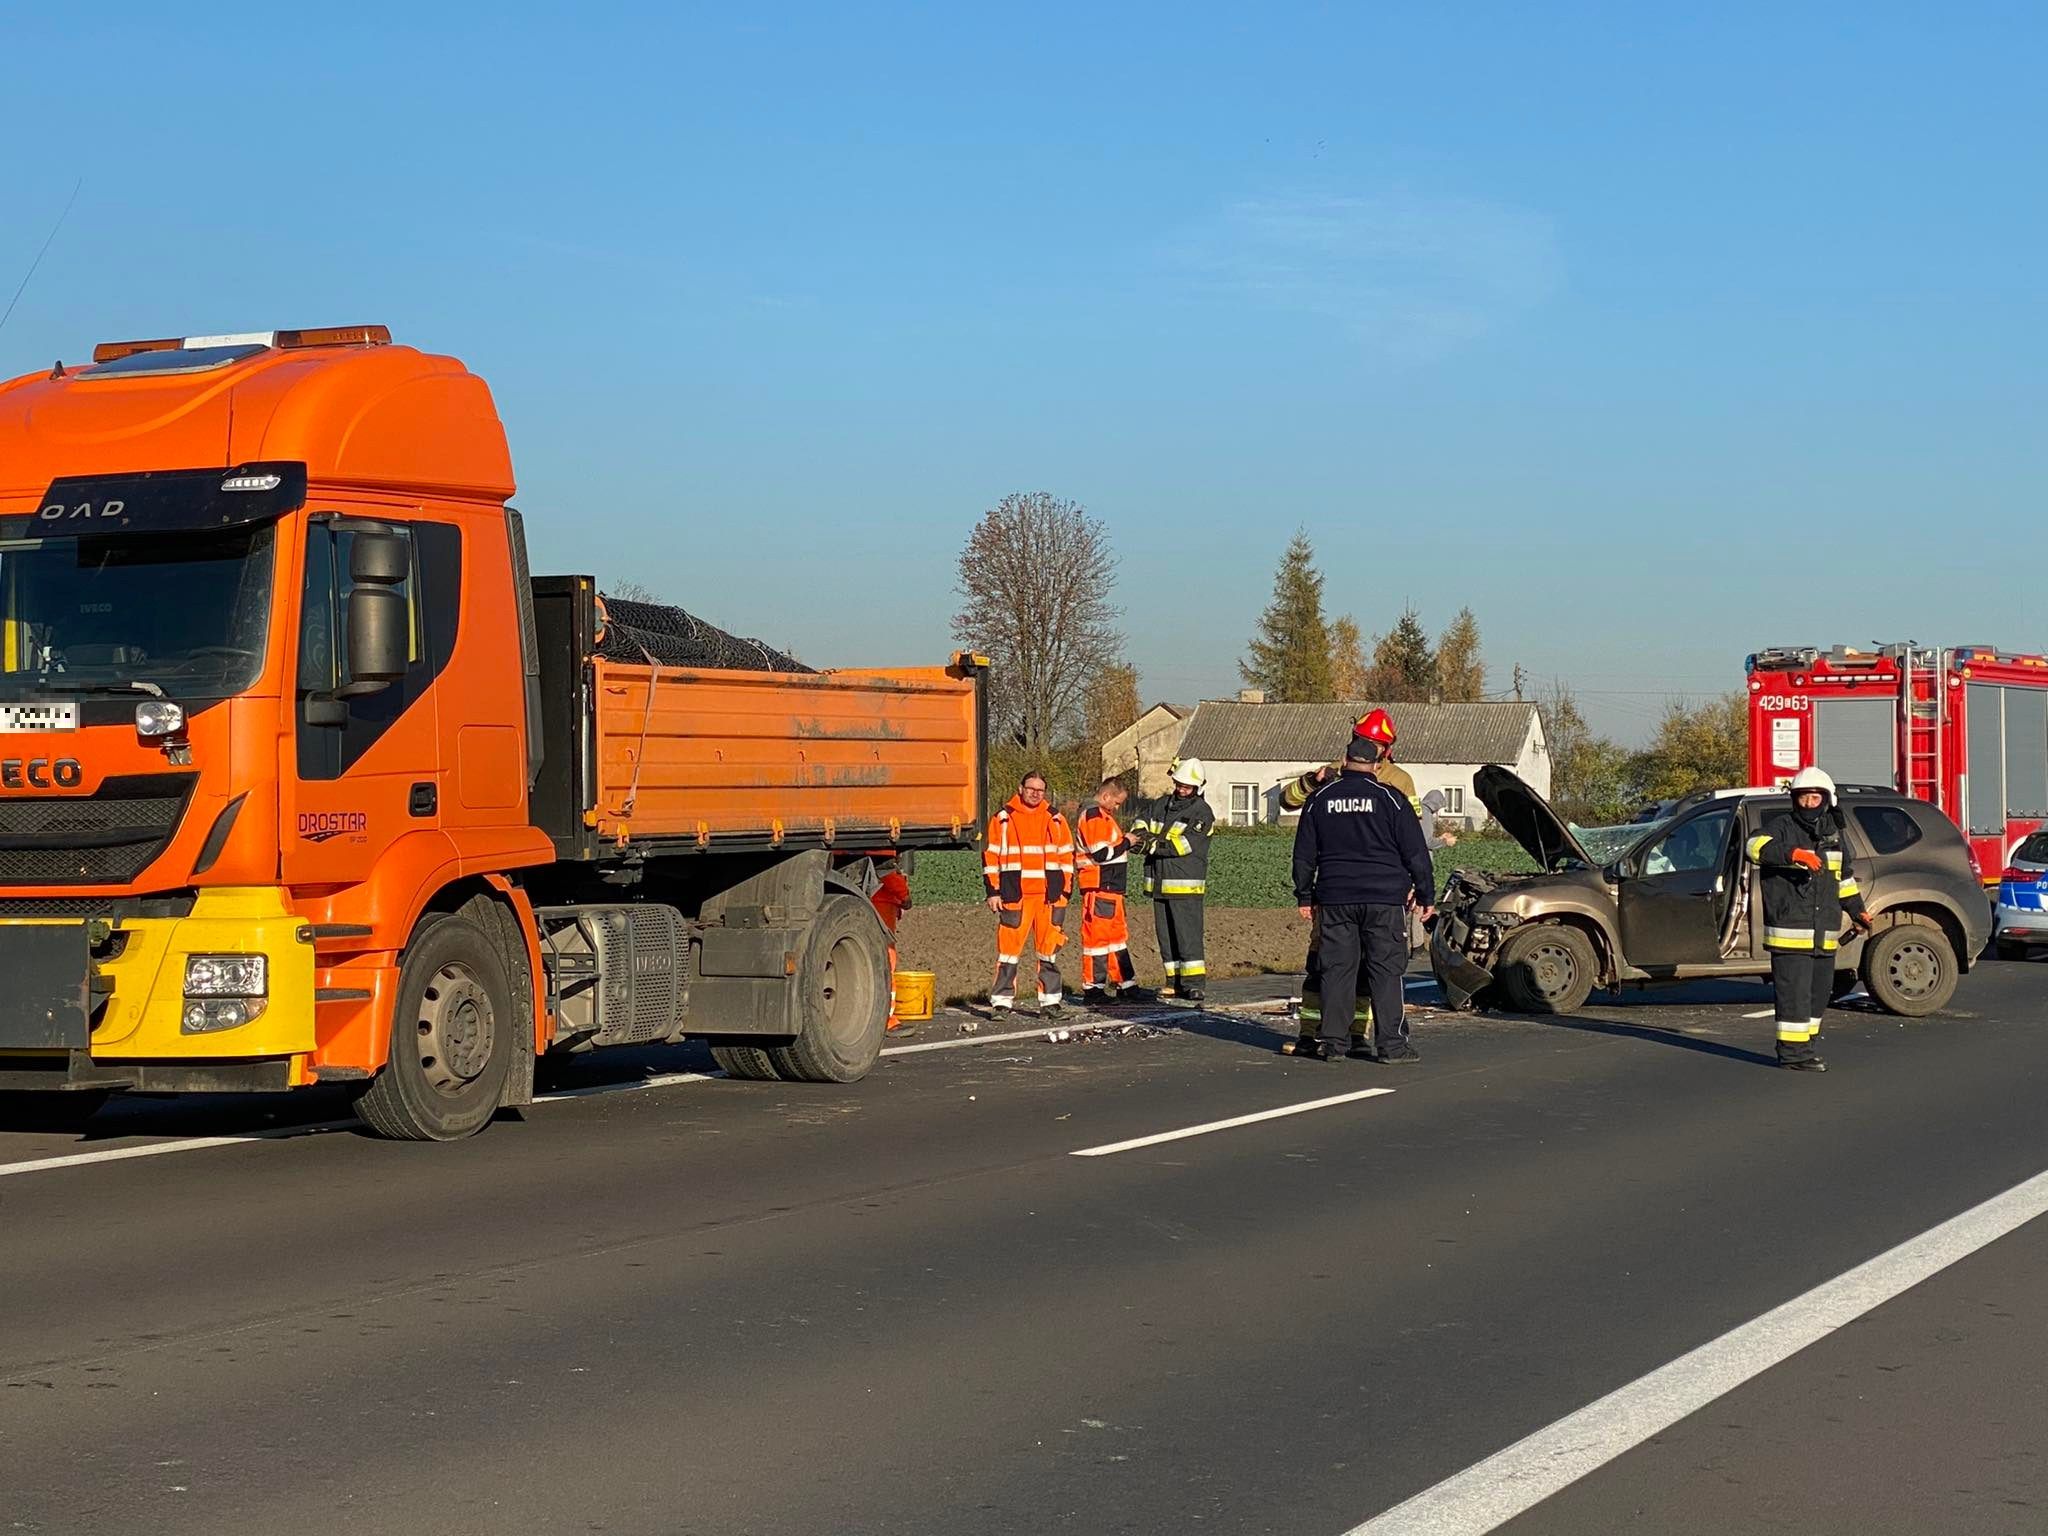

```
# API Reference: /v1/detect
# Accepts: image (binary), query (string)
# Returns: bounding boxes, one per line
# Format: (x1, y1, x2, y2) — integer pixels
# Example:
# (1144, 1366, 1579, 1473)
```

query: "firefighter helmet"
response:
(1170, 756, 1207, 789)
(1789, 766, 1836, 801)
(1355, 708, 1398, 746)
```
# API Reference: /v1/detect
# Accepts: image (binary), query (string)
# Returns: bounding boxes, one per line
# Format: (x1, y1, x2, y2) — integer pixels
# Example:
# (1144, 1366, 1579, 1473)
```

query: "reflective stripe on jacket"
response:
(1076, 806, 1130, 895)
(1745, 809, 1868, 953)
(982, 795, 1076, 905)
(1128, 790, 1214, 898)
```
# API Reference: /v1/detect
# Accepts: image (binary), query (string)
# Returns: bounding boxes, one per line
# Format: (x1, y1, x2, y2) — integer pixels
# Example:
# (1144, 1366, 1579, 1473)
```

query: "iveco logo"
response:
(0, 757, 84, 789)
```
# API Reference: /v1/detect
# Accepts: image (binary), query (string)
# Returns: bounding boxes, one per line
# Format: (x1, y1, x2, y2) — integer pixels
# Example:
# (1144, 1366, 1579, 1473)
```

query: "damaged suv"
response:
(1431, 767, 1989, 1018)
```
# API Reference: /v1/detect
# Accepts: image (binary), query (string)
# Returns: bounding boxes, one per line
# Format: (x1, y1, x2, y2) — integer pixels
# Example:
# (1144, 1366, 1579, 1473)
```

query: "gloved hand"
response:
(1853, 911, 1875, 932)
(1789, 848, 1824, 871)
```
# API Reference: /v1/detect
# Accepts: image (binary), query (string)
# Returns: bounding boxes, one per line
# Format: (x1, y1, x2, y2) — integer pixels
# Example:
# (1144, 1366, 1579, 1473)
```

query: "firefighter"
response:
(1128, 757, 1215, 1001)
(1280, 710, 1427, 1054)
(1075, 777, 1153, 1005)
(870, 857, 913, 1032)
(983, 769, 1076, 1015)
(1745, 766, 1873, 1071)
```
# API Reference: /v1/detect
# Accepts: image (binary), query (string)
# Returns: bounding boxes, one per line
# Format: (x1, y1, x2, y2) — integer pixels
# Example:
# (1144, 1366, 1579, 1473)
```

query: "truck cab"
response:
(1, 326, 984, 1137)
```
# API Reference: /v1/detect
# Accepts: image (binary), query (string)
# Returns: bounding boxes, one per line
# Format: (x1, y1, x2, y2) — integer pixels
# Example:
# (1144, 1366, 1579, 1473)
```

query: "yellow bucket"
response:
(892, 970, 936, 1021)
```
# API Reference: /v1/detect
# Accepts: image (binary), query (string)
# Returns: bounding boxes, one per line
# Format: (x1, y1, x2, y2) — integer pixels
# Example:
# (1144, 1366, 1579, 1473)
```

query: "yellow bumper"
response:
(0, 886, 316, 1061)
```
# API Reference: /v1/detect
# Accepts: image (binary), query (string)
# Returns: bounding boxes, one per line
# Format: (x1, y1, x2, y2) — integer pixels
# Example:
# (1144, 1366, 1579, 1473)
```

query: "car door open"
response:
(1617, 806, 1738, 971)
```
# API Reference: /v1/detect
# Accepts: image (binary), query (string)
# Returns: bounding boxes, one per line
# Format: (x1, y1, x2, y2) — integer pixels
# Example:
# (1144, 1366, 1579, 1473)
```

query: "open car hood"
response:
(1473, 765, 1598, 871)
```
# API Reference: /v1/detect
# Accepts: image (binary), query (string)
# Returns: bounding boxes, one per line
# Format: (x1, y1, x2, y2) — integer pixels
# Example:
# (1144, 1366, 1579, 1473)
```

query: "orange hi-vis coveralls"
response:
(871, 868, 911, 1031)
(1075, 805, 1136, 992)
(983, 794, 1075, 1009)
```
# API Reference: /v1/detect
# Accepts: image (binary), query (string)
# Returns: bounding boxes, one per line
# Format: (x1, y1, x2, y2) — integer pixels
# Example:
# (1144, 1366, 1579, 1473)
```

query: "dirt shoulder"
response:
(894, 905, 1311, 1007)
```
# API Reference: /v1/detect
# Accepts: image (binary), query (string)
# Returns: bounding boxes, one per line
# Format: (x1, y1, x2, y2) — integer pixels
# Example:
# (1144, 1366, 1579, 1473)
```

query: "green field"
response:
(909, 829, 1535, 908)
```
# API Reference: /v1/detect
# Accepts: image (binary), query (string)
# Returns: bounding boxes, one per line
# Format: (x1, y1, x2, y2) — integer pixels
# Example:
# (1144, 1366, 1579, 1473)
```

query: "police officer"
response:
(1280, 711, 1436, 1055)
(1745, 766, 1873, 1072)
(1291, 734, 1435, 1062)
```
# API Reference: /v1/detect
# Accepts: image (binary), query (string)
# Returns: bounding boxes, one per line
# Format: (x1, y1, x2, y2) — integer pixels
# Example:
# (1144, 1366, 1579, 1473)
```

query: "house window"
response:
(1441, 787, 1464, 815)
(1229, 783, 1261, 826)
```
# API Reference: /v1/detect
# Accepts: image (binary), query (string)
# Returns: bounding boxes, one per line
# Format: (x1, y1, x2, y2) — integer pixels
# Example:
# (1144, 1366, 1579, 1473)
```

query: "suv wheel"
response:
(1860, 916, 1959, 1017)
(1496, 923, 1598, 1015)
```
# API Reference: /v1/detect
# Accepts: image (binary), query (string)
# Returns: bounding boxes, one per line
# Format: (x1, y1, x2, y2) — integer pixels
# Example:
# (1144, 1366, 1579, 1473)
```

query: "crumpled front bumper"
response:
(1429, 925, 1498, 1011)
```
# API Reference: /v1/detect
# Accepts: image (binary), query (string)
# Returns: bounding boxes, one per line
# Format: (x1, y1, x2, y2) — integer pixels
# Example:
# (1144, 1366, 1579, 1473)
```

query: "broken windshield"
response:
(0, 524, 275, 702)
(1570, 818, 1668, 867)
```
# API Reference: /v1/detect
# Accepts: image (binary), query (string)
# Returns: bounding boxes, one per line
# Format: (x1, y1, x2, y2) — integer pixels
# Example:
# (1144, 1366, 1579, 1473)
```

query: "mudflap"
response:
(1430, 932, 1495, 1012)
(0, 923, 93, 1051)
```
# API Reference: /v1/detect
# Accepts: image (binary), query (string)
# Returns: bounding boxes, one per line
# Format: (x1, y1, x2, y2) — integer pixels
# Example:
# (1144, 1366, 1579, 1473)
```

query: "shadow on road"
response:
(1520, 1012, 1779, 1067)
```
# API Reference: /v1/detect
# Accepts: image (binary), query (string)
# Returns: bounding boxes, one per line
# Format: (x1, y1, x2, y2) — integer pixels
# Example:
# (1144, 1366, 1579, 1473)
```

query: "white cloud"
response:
(1170, 188, 1562, 360)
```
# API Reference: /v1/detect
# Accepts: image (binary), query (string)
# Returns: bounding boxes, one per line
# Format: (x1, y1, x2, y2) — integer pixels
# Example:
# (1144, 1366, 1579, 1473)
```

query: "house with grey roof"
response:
(1173, 700, 1550, 828)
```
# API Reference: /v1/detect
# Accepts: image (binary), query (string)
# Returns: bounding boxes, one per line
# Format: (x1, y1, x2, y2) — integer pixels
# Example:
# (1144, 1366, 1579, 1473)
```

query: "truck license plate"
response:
(0, 701, 79, 734)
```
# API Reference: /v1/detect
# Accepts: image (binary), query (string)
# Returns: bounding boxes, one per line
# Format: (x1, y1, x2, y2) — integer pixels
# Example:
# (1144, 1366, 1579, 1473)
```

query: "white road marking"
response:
(1345, 1164, 2048, 1536)
(1072, 1087, 1395, 1157)
(533, 1071, 717, 1101)
(0, 1000, 1229, 1179)
(880, 1016, 1173, 1056)
(0, 1119, 358, 1180)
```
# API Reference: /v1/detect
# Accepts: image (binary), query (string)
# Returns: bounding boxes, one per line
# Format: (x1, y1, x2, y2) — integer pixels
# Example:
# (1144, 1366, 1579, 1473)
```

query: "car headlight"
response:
(135, 699, 187, 738)
(185, 954, 267, 996)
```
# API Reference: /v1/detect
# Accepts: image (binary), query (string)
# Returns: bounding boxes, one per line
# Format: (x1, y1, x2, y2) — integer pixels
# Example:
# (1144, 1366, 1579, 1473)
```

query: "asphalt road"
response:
(6, 958, 2048, 1535)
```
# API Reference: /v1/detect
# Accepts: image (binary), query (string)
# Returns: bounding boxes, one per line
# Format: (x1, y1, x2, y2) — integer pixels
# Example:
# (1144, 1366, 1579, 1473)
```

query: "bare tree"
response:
(607, 579, 662, 603)
(952, 493, 1123, 755)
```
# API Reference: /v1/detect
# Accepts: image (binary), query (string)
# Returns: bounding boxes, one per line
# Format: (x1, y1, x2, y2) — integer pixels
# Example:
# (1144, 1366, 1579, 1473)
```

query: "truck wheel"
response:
(1861, 916, 1958, 1018)
(356, 916, 514, 1140)
(768, 893, 889, 1083)
(1495, 923, 1597, 1015)
(0, 1090, 110, 1133)
(710, 1044, 784, 1081)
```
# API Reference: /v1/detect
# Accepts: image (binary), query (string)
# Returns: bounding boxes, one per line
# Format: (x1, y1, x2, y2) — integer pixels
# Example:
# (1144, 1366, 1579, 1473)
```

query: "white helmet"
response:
(1789, 765, 1836, 800)
(1170, 756, 1206, 789)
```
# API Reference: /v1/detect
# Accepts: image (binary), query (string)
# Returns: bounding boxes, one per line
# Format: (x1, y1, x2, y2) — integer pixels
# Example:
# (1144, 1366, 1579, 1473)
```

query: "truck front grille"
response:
(0, 774, 198, 886)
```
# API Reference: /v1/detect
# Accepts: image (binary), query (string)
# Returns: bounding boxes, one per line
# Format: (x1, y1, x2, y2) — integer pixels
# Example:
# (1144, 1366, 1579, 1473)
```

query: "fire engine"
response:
(1746, 643, 2048, 886)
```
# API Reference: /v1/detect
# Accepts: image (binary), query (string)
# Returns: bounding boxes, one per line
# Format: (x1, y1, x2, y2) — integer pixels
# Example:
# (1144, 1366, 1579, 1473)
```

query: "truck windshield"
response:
(0, 524, 275, 701)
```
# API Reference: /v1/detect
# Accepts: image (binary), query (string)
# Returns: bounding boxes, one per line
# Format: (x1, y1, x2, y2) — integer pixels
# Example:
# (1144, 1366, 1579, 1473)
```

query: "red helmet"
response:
(1355, 708, 1398, 746)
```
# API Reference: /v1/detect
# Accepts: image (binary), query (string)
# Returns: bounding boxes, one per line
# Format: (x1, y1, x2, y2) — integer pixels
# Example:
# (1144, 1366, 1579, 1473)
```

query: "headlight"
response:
(185, 954, 267, 996)
(182, 954, 267, 1033)
(135, 699, 187, 738)
(183, 999, 258, 1033)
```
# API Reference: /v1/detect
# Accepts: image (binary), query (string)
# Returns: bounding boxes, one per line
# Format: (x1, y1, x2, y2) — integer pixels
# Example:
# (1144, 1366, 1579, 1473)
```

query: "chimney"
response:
(1237, 688, 1266, 704)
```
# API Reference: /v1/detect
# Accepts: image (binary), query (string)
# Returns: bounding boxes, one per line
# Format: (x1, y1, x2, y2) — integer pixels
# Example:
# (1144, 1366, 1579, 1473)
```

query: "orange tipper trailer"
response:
(0, 326, 986, 1138)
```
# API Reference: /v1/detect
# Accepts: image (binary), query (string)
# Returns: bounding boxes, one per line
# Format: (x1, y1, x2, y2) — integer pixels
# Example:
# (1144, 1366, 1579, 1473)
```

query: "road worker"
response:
(1292, 732, 1436, 1063)
(983, 769, 1076, 1015)
(870, 857, 913, 1032)
(1127, 757, 1215, 1002)
(1745, 766, 1873, 1072)
(1280, 710, 1430, 1054)
(1075, 778, 1153, 1005)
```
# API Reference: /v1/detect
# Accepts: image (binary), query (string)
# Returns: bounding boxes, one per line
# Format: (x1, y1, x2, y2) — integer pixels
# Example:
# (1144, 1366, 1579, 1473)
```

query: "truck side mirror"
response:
(346, 587, 408, 687)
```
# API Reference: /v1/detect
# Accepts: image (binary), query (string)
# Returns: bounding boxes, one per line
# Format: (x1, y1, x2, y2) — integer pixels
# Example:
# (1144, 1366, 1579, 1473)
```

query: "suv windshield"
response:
(1572, 818, 1669, 867)
(0, 524, 276, 701)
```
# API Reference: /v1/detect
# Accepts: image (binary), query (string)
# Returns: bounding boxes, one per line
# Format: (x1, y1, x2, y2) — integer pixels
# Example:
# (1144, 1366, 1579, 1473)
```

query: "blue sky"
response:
(3, 2, 2042, 742)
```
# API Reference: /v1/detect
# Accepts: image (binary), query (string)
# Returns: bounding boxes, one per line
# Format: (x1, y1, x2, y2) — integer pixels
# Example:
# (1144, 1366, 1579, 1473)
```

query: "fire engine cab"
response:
(1746, 643, 2048, 886)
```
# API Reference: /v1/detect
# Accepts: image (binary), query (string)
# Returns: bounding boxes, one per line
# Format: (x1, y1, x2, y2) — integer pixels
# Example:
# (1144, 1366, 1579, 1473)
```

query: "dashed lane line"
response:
(1072, 1086, 1396, 1157)
(0, 1008, 1246, 1178)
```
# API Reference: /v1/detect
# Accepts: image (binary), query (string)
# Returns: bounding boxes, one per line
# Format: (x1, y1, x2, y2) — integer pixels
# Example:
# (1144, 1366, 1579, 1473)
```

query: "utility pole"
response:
(1512, 663, 1527, 702)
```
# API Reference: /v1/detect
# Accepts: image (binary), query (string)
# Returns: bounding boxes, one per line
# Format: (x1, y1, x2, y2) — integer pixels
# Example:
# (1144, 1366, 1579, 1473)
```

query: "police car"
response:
(1995, 831, 2048, 960)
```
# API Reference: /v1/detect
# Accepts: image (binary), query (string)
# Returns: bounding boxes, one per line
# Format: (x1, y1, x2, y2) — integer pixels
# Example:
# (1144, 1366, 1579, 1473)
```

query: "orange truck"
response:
(0, 325, 986, 1138)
